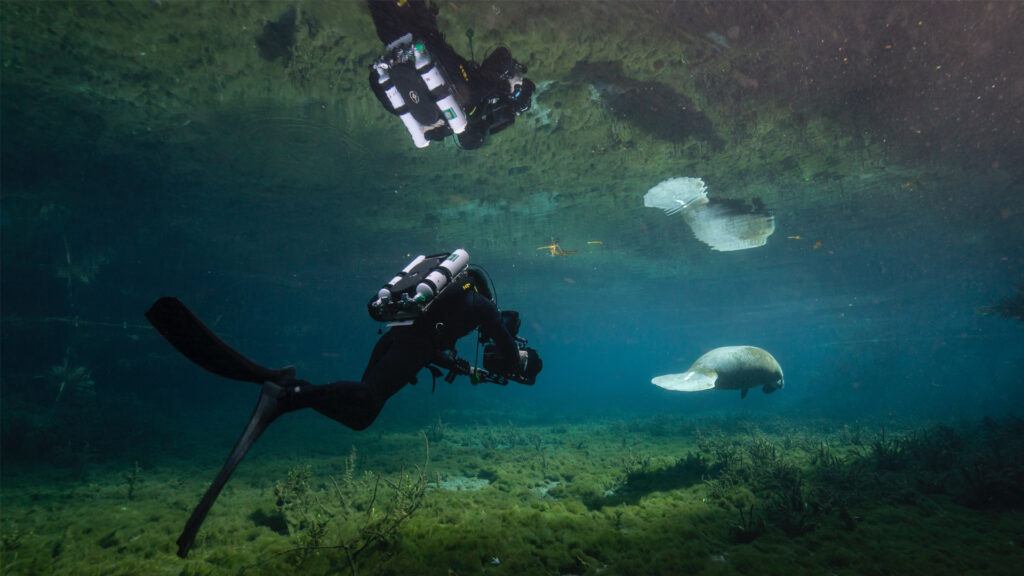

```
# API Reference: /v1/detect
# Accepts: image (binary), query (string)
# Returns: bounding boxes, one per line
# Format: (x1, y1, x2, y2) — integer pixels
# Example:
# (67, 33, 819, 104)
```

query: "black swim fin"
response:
(176, 380, 283, 557)
(144, 297, 303, 557)
(145, 296, 295, 385)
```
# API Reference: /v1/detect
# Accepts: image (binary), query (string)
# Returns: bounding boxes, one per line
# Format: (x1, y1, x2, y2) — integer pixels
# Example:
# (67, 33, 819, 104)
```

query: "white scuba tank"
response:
(415, 249, 470, 302)
(375, 66, 430, 148)
(377, 254, 427, 304)
(413, 44, 469, 135)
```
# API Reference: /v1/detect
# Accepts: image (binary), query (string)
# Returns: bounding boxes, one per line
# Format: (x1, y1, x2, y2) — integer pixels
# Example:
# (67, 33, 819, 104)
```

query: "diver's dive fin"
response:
(741, 388, 749, 399)
(145, 297, 293, 385)
(176, 381, 283, 558)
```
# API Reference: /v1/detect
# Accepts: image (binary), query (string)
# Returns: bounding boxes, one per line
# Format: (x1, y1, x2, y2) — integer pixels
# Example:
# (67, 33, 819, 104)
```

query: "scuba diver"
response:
(366, 0, 536, 149)
(145, 249, 541, 557)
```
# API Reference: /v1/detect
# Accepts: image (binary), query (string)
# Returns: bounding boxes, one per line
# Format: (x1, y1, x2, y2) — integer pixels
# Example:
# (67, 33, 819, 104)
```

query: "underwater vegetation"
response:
(2, 414, 1022, 575)
(54, 237, 106, 308)
(978, 284, 1024, 322)
(44, 349, 95, 406)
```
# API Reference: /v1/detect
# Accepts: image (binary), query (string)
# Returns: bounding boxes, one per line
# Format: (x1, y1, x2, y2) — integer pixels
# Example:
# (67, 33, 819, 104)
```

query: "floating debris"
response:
(537, 238, 580, 257)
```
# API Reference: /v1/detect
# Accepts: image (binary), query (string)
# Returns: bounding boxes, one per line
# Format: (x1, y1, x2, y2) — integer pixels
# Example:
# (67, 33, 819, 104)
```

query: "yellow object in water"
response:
(537, 238, 579, 257)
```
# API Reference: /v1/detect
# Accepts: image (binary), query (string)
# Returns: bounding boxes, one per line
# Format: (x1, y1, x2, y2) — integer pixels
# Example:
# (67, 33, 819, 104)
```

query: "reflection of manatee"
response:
(644, 177, 708, 215)
(681, 198, 775, 252)
(652, 346, 784, 399)
(643, 177, 774, 251)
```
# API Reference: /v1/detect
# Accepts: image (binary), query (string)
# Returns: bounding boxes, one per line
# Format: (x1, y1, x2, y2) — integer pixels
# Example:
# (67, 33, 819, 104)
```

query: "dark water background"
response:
(2, 158, 1021, 469)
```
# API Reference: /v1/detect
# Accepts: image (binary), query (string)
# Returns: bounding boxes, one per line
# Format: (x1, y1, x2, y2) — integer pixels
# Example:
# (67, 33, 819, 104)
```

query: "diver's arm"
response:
(472, 293, 520, 374)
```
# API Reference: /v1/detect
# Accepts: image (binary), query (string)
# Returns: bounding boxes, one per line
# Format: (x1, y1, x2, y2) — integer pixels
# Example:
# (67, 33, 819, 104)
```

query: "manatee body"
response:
(652, 346, 784, 399)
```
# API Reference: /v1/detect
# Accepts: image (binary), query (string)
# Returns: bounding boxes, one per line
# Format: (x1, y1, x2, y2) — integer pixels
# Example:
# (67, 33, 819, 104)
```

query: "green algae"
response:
(3, 415, 1023, 575)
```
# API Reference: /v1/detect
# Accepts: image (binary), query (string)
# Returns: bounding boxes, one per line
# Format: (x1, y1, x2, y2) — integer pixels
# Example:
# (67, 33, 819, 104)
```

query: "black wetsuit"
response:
(366, 0, 533, 149)
(280, 286, 519, 430)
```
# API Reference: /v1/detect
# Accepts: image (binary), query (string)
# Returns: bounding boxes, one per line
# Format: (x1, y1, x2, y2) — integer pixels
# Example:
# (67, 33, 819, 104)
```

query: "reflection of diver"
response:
(145, 249, 541, 557)
(366, 0, 535, 149)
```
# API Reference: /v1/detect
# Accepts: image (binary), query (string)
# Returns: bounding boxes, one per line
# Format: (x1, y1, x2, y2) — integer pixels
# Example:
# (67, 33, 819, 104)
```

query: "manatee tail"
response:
(145, 297, 305, 558)
(651, 370, 717, 392)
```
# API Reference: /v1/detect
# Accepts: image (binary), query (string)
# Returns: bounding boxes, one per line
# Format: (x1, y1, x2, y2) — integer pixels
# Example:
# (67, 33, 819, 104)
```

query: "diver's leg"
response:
(279, 329, 433, 430)
(367, 0, 439, 45)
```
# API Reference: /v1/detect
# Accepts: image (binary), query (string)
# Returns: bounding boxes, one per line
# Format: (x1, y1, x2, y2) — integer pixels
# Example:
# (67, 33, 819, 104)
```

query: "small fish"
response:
(787, 235, 802, 240)
(587, 240, 603, 245)
(813, 241, 823, 250)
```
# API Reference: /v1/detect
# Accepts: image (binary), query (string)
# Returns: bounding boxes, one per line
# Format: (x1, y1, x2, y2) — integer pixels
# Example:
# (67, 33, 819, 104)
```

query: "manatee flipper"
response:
(651, 370, 717, 392)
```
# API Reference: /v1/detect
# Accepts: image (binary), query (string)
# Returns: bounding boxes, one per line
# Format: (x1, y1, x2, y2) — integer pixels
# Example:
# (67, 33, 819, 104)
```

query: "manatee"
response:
(652, 346, 784, 399)
(681, 198, 775, 252)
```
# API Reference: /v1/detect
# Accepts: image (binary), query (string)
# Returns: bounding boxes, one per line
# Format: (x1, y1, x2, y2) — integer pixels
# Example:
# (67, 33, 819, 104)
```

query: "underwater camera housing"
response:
(368, 249, 470, 323)
(478, 47, 534, 134)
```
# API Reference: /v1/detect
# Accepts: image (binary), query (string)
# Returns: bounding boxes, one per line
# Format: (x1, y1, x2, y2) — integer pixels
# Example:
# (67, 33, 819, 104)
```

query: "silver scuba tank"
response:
(413, 43, 469, 135)
(376, 254, 427, 306)
(375, 64, 431, 148)
(415, 249, 470, 302)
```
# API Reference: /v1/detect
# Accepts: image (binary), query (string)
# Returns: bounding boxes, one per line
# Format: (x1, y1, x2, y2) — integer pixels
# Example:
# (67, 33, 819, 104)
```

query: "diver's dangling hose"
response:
(466, 28, 475, 62)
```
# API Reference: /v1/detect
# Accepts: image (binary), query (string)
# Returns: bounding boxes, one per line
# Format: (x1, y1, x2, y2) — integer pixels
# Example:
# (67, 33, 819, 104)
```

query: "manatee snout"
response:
(763, 377, 784, 394)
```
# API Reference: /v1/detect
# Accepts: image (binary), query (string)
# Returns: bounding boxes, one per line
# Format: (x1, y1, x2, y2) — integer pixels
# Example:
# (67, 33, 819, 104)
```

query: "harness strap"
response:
(426, 364, 443, 394)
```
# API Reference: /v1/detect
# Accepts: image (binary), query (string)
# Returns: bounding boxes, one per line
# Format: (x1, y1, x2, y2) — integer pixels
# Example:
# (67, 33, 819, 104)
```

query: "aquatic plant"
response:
(501, 420, 524, 446)
(976, 283, 1024, 321)
(759, 462, 815, 536)
(904, 424, 963, 472)
(839, 421, 866, 446)
(621, 449, 652, 477)
(868, 429, 908, 471)
(331, 445, 359, 508)
(46, 350, 95, 405)
(294, 516, 329, 565)
(479, 427, 499, 451)
(703, 476, 735, 502)
(278, 433, 432, 575)
(275, 464, 313, 536)
(954, 418, 1024, 509)
(125, 460, 141, 501)
(425, 414, 448, 443)
(528, 432, 544, 451)
(0, 522, 29, 551)
(729, 504, 765, 544)
(54, 236, 106, 306)
(746, 437, 778, 468)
